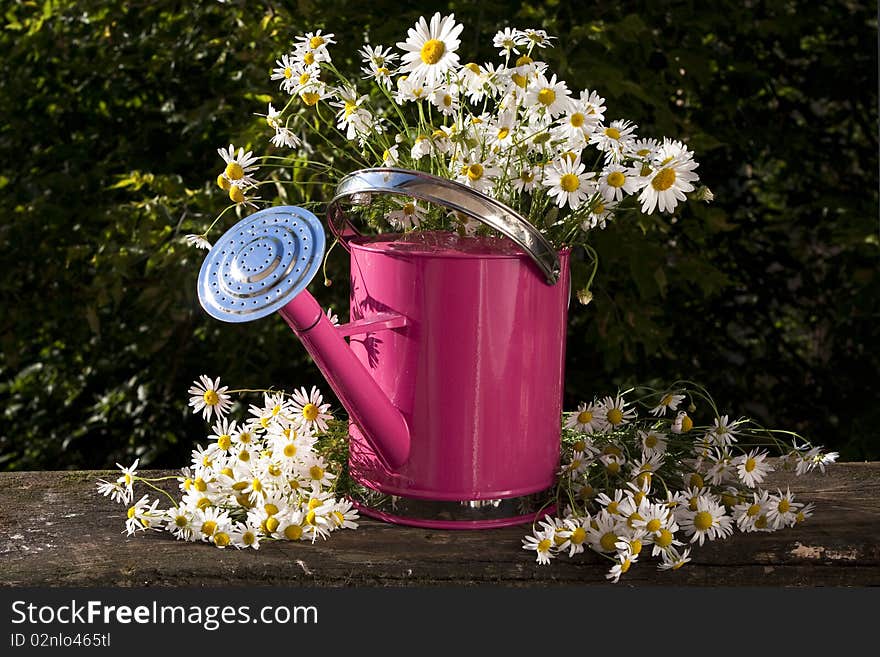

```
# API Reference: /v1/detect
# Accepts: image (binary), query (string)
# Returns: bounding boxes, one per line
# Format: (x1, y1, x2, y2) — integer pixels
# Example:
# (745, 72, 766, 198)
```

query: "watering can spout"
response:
(278, 291, 411, 470)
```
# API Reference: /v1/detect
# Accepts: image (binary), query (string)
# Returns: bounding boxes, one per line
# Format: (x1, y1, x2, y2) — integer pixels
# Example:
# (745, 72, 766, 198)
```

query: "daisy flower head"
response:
(658, 547, 692, 571)
(597, 163, 641, 203)
(184, 234, 211, 251)
(397, 12, 464, 87)
(767, 487, 801, 530)
(650, 392, 685, 417)
(670, 410, 694, 434)
(229, 522, 261, 550)
(732, 489, 772, 533)
(565, 401, 603, 434)
(270, 53, 300, 93)
(454, 150, 501, 195)
(430, 85, 460, 116)
(705, 451, 736, 486)
(588, 509, 624, 553)
(124, 495, 161, 536)
(114, 458, 140, 496)
(597, 393, 638, 431)
(216, 144, 259, 190)
(638, 429, 668, 457)
(294, 30, 336, 61)
(589, 119, 638, 163)
(188, 375, 233, 422)
(359, 44, 398, 87)
(524, 73, 571, 118)
(606, 544, 639, 583)
(289, 386, 332, 433)
(522, 526, 556, 565)
(208, 417, 239, 453)
(794, 446, 839, 475)
(492, 27, 526, 57)
(386, 197, 426, 232)
(706, 414, 743, 447)
(543, 156, 594, 210)
(330, 498, 360, 531)
(679, 495, 733, 546)
(522, 28, 555, 50)
(734, 449, 774, 488)
(511, 165, 540, 194)
(555, 516, 591, 557)
(638, 150, 700, 214)
(581, 198, 617, 231)
(164, 506, 197, 542)
(382, 144, 400, 167)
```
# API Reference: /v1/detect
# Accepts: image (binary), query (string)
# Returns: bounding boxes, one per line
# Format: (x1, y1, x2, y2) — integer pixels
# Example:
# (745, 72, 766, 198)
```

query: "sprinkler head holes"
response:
(197, 206, 326, 323)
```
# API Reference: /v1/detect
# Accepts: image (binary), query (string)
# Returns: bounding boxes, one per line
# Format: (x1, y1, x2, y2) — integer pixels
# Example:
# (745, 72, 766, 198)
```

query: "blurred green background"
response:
(1, 0, 877, 470)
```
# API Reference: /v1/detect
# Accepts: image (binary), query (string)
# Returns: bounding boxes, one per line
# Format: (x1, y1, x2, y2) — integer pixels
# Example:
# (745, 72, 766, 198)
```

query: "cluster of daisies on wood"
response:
(97, 375, 357, 550)
(187, 13, 712, 254)
(522, 387, 837, 581)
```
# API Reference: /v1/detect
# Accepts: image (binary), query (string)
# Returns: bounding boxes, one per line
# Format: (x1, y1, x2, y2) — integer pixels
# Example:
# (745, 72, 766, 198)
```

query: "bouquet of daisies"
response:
(97, 376, 357, 549)
(524, 384, 837, 582)
(194, 13, 712, 287)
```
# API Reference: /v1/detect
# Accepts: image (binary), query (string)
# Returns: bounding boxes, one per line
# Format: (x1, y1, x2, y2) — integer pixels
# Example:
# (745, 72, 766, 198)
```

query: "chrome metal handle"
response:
(326, 167, 561, 285)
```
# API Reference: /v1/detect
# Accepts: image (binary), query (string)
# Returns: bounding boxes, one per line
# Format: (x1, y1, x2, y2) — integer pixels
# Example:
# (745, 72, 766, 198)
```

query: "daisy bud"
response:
(577, 288, 593, 306)
(694, 185, 714, 202)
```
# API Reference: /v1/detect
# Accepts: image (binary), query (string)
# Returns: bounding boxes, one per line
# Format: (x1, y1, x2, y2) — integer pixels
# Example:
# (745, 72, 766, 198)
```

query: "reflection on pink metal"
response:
(281, 231, 571, 528)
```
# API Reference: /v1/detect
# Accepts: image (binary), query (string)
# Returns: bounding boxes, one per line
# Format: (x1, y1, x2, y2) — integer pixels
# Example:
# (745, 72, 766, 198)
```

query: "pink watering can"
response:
(198, 168, 571, 528)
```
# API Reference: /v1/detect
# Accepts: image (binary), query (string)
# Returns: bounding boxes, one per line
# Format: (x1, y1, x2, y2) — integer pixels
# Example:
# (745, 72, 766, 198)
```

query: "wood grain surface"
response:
(1, 465, 877, 587)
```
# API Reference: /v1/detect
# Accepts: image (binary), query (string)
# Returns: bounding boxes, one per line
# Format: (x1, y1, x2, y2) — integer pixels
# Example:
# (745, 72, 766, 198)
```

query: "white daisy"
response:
(522, 28, 555, 50)
(522, 526, 556, 565)
(658, 547, 692, 571)
(733, 449, 774, 488)
(397, 12, 464, 86)
(289, 386, 332, 433)
(453, 150, 500, 194)
(492, 27, 526, 56)
(638, 429, 668, 457)
(330, 498, 360, 531)
(270, 53, 300, 93)
(217, 144, 259, 187)
(385, 197, 427, 231)
(670, 410, 694, 434)
(597, 393, 638, 431)
(679, 495, 733, 546)
(229, 522, 261, 549)
(767, 487, 801, 529)
(511, 166, 540, 193)
(187, 375, 233, 422)
(580, 198, 617, 231)
(564, 401, 602, 433)
(359, 44, 398, 88)
(638, 151, 700, 214)
(294, 30, 336, 61)
(430, 85, 460, 116)
(382, 145, 400, 166)
(706, 414, 744, 447)
(587, 509, 624, 553)
(732, 489, 772, 533)
(543, 156, 594, 210)
(606, 545, 638, 582)
(184, 234, 211, 251)
(597, 163, 641, 203)
(589, 119, 638, 162)
(649, 392, 685, 416)
(164, 506, 197, 541)
(524, 73, 571, 118)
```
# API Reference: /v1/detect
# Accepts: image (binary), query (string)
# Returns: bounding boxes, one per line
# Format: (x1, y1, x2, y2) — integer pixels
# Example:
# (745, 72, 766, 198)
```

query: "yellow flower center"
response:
(309, 36, 325, 49)
(515, 55, 533, 67)
(229, 185, 245, 204)
(308, 498, 322, 510)
(755, 515, 768, 529)
(251, 478, 261, 492)
(571, 527, 587, 545)
(606, 501, 620, 515)
(511, 73, 527, 88)
(627, 512, 644, 529)
(630, 539, 642, 555)
(633, 490, 647, 505)
(344, 101, 357, 117)
(216, 174, 230, 191)
(688, 496, 699, 512)
(607, 171, 626, 188)
(196, 497, 211, 510)
(778, 499, 791, 514)
(127, 506, 136, 519)
(265, 516, 280, 533)
(536, 538, 552, 553)
(174, 515, 188, 528)
(194, 477, 207, 492)
(655, 529, 674, 548)
(260, 417, 271, 429)
(202, 390, 219, 406)
(689, 473, 704, 488)
(604, 126, 621, 140)
(721, 493, 738, 508)
(442, 94, 453, 107)
(264, 503, 279, 516)
(537, 88, 556, 107)
(201, 520, 217, 536)
(303, 52, 315, 66)
(520, 170, 534, 183)
(620, 558, 632, 573)
(284, 524, 303, 540)
(573, 439, 586, 452)
(569, 112, 585, 127)
(403, 203, 415, 216)
(593, 202, 606, 215)
(680, 415, 693, 432)
(299, 72, 311, 85)
(309, 465, 325, 481)
(646, 518, 662, 533)
(559, 173, 580, 193)
(600, 532, 618, 552)
(217, 435, 231, 451)
(302, 403, 320, 422)
(605, 460, 620, 474)
(235, 493, 253, 508)
(637, 148, 651, 157)
(747, 503, 762, 517)
(420, 39, 446, 65)
(652, 168, 676, 191)
(607, 408, 624, 426)
(224, 162, 244, 181)
(213, 532, 231, 547)
(644, 434, 658, 449)
(283, 443, 297, 458)
(467, 163, 484, 181)
(238, 449, 250, 462)
(242, 531, 256, 545)
(283, 66, 292, 79)
(301, 91, 321, 106)
(745, 458, 757, 473)
(693, 511, 714, 531)
(497, 127, 510, 140)
(465, 62, 481, 74)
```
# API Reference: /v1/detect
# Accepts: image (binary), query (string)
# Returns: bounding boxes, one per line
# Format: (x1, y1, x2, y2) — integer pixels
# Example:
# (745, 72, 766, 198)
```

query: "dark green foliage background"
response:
(1, 0, 877, 469)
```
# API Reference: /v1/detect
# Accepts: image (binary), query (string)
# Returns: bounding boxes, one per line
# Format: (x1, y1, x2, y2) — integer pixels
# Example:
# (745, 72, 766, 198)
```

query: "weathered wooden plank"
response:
(1, 465, 878, 587)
